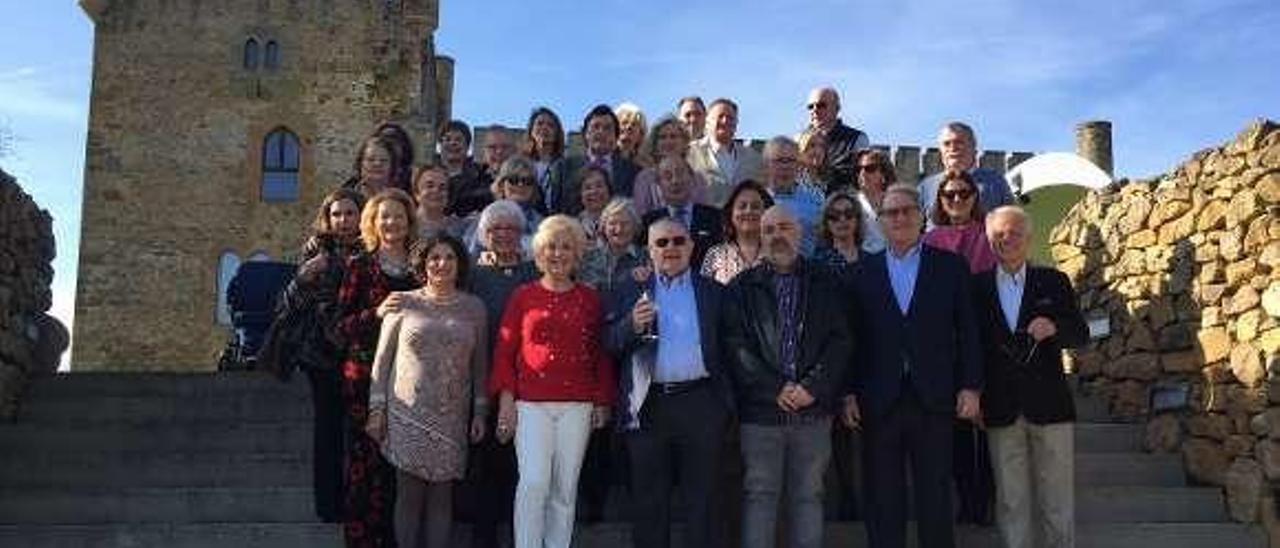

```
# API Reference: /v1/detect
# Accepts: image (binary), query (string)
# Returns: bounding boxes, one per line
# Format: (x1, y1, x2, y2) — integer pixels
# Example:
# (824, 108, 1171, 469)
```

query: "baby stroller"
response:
(218, 260, 296, 370)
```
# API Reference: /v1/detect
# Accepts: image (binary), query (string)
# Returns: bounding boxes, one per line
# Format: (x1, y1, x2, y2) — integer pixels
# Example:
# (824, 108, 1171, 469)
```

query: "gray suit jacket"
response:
(686, 138, 763, 207)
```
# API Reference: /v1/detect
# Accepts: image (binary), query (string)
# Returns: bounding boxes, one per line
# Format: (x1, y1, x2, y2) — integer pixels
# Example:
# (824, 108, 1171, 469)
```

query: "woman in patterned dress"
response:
(335, 189, 420, 548)
(700, 179, 775, 285)
(367, 234, 489, 548)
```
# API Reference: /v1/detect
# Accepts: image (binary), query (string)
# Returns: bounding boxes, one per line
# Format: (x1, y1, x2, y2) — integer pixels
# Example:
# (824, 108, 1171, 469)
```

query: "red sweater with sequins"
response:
(489, 281, 616, 405)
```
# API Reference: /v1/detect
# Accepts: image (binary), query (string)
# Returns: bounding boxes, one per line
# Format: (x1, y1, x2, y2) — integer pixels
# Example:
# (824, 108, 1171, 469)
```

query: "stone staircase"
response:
(0, 373, 1268, 547)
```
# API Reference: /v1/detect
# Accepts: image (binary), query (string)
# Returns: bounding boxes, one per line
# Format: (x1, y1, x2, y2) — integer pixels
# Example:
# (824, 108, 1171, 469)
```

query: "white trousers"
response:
(513, 401, 593, 548)
(988, 417, 1075, 548)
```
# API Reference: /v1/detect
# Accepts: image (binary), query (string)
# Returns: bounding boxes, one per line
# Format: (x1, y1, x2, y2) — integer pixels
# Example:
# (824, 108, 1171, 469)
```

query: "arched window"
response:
(216, 252, 242, 325)
(243, 38, 259, 70)
(264, 40, 280, 70)
(261, 128, 300, 201)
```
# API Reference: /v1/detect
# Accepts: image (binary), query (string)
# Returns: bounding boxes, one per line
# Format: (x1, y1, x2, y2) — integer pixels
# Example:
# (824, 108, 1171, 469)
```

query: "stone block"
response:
(1257, 439, 1280, 481)
(1198, 199, 1229, 231)
(1189, 413, 1234, 440)
(1184, 437, 1228, 486)
(1237, 309, 1263, 342)
(1229, 285, 1261, 315)
(1226, 259, 1258, 288)
(1144, 413, 1182, 453)
(1198, 327, 1232, 364)
(1257, 171, 1280, 203)
(1104, 352, 1159, 381)
(1263, 283, 1280, 317)
(1226, 457, 1264, 522)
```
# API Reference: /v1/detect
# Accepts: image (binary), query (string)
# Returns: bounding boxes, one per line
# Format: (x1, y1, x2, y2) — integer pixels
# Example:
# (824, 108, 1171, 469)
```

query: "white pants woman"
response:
(513, 401, 594, 548)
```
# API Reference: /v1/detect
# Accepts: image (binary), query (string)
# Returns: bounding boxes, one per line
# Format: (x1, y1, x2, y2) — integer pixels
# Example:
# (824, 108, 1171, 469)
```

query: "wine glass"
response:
(639, 288, 659, 342)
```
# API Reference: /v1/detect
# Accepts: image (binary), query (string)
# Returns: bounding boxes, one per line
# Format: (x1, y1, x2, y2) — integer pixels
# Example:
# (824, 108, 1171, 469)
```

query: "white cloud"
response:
(0, 65, 85, 124)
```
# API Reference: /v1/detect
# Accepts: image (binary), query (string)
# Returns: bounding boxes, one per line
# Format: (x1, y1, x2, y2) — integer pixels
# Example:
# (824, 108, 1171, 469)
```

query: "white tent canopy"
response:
(1005, 152, 1113, 193)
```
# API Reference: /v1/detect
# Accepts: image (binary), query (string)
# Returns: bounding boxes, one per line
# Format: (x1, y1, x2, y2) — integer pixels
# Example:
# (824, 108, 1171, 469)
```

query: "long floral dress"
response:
(336, 253, 418, 548)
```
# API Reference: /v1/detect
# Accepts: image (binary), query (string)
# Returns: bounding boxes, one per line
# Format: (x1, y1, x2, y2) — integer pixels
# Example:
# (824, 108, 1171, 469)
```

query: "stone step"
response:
(1075, 422, 1144, 453)
(0, 523, 344, 548)
(18, 392, 313, 424)
(0, 522, 1264, 548)
(1076, 453, 1185, 486)
(0, 487, 317, 524)
(1079, 487, 1228, 522)
(0, 420, 311, 454)
(0, 451, 311, 488)
(24, 372, 308, 399)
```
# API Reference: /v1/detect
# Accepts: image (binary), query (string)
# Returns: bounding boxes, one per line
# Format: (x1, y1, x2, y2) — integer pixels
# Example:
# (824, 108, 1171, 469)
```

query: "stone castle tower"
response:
(73, 0, 454, 370)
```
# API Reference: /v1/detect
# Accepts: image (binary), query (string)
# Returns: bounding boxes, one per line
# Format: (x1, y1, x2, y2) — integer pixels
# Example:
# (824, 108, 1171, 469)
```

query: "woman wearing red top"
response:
(491, 215, 615, 548)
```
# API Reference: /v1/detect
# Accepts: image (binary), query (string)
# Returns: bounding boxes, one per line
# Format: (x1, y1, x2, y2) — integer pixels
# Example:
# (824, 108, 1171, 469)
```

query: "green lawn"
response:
(1024, 184, 1089, 266)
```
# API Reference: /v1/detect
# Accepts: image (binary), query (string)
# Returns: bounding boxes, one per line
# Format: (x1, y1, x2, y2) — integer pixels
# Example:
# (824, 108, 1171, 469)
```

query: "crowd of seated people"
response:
(271, 86, 1087, 548)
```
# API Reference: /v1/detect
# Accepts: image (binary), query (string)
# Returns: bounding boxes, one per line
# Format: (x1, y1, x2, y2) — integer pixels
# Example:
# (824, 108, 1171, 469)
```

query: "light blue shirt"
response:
(996, 262, 1027, 332)
(885, 242, 922, 315)
(770, 183, 825, 257)
(654, 270, 708, 383)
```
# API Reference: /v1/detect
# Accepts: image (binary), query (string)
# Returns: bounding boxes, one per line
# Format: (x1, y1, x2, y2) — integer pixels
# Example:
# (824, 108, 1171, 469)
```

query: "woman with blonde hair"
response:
(334, 188, 420, 547)
(615, 102, 648, 166)
(490, 215, 615, 548)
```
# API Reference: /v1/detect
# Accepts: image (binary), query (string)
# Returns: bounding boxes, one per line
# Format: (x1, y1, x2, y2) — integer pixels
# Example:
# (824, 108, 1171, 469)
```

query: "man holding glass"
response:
(604, 218, 734, 548)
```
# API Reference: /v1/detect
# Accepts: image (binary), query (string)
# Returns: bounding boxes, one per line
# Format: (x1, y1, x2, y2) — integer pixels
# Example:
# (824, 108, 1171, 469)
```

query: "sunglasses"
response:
(826, 209, 857, 222)
(806, 102, 830, 112)
(505, 175, 536, 187)
(879, 205, 917, 219)
(857, 164, 881, 174)
(653, 235, 689, 248)
(940, 189, 975, 201)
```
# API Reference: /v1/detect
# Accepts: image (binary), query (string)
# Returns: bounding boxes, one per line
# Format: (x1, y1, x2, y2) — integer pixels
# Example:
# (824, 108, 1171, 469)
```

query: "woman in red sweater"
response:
(490, 214, 615, 548)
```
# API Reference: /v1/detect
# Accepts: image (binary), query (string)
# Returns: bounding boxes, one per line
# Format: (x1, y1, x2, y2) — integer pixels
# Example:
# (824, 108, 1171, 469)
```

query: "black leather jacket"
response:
(723, 259, 853, 424)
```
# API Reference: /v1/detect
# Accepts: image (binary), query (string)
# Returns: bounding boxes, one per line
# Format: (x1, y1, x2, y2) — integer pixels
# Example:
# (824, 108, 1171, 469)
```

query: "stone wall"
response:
(74, 0, 451, 370)
(0, 169, 69, 419)
(1051, 119, 1280, 523)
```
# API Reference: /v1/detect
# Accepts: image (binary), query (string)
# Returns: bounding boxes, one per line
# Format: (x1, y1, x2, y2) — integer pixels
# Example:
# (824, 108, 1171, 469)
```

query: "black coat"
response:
(972, 265, 1088, 427)
(547, 154, 641, 215)
(723, 260, 852, 424)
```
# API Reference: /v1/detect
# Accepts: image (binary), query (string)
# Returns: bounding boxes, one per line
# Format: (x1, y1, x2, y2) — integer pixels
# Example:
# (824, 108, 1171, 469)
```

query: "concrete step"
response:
(1079, 487, 1229, 522)
(0, 523, 343, 548)
(25, 372, 308, 399)
(0, 451, 311, 488)
(0, 487, 317, 524)
(17, 392, 313, 424)
(1076, 453, 1184, 486)
(0, 420, 311, 454)
(0, 522, 1265, 548)
(1075, 422, 1144, 453)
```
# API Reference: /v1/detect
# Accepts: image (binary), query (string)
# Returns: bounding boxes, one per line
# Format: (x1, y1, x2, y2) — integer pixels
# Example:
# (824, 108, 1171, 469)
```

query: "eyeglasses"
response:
(806, 102, 830, 112)
(505, 175, 536, 187)
(879, 205, 917, 219)
(940, 189, 975, 201)
(653, 235, 689, 248)
(857, 164, 881, 174)
(771, 156, 798, 165)
(826, 209, 857, 222)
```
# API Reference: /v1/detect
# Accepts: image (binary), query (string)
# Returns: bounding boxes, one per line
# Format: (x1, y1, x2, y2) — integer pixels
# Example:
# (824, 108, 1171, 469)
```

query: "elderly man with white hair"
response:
(973, 206, 1088, 548)
(762, 135, 825, 256)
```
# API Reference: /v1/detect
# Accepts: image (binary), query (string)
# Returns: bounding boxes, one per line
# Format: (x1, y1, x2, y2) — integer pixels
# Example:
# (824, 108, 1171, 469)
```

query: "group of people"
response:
(268, 85, 1089, 548)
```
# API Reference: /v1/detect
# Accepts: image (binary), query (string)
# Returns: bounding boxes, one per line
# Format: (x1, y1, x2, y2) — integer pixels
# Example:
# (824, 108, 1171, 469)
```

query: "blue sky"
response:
(2, 0, 1278, 360)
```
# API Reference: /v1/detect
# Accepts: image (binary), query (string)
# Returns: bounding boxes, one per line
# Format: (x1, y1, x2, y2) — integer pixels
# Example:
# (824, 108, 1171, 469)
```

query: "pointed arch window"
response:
(216, 252, 242, 325)
(262, 128, 300, 202)
(243, 38, 260, 70)
(264, 40, 280, 70)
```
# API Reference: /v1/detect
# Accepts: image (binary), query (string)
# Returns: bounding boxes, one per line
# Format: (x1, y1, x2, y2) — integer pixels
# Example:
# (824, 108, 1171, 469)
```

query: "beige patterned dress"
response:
(369, 290, 489, 482)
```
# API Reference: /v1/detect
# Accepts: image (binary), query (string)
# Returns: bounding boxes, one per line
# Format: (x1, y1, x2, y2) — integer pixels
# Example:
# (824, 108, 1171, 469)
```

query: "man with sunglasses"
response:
(804, 86, 870, 193)
(917, 121, 1015, 227)
(604, 218, 733, 548)
(973, 206, 1087, 548)
(845, 183, 982, 548)
(723, 205, 851, 548)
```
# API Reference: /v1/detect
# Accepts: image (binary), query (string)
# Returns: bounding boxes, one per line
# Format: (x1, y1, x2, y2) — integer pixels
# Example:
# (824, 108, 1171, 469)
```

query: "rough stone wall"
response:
(1051, 119, 1280, 523)
(0, 169, 69, 419)
(73, 0, 451, 370)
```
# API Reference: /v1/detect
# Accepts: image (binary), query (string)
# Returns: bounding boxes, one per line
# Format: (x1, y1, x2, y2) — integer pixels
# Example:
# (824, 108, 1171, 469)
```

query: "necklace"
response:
(379, 251, 409, 277)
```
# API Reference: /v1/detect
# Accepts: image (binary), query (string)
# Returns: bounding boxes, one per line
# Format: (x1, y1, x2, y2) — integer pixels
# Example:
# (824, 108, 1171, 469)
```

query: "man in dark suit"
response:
(640, 156, 722, 268)
(604, 218, 734, 548)
(724, 205, 851, 548)
(844, 183, 982, 548)
(546, 104, 641, 215)
(975, 206, 1087, 548)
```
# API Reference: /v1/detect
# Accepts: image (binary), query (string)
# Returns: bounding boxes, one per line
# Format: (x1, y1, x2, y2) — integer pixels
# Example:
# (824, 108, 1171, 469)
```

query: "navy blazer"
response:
(603, 272, 733, 430)
(547, 154, 641, 215)
(850, 244, 983, 419)
(973, 265, 1088, 427)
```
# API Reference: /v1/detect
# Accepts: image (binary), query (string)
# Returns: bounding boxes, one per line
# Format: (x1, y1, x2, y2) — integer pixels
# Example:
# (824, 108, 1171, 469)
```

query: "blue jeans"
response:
(740, 417, 832, 548)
